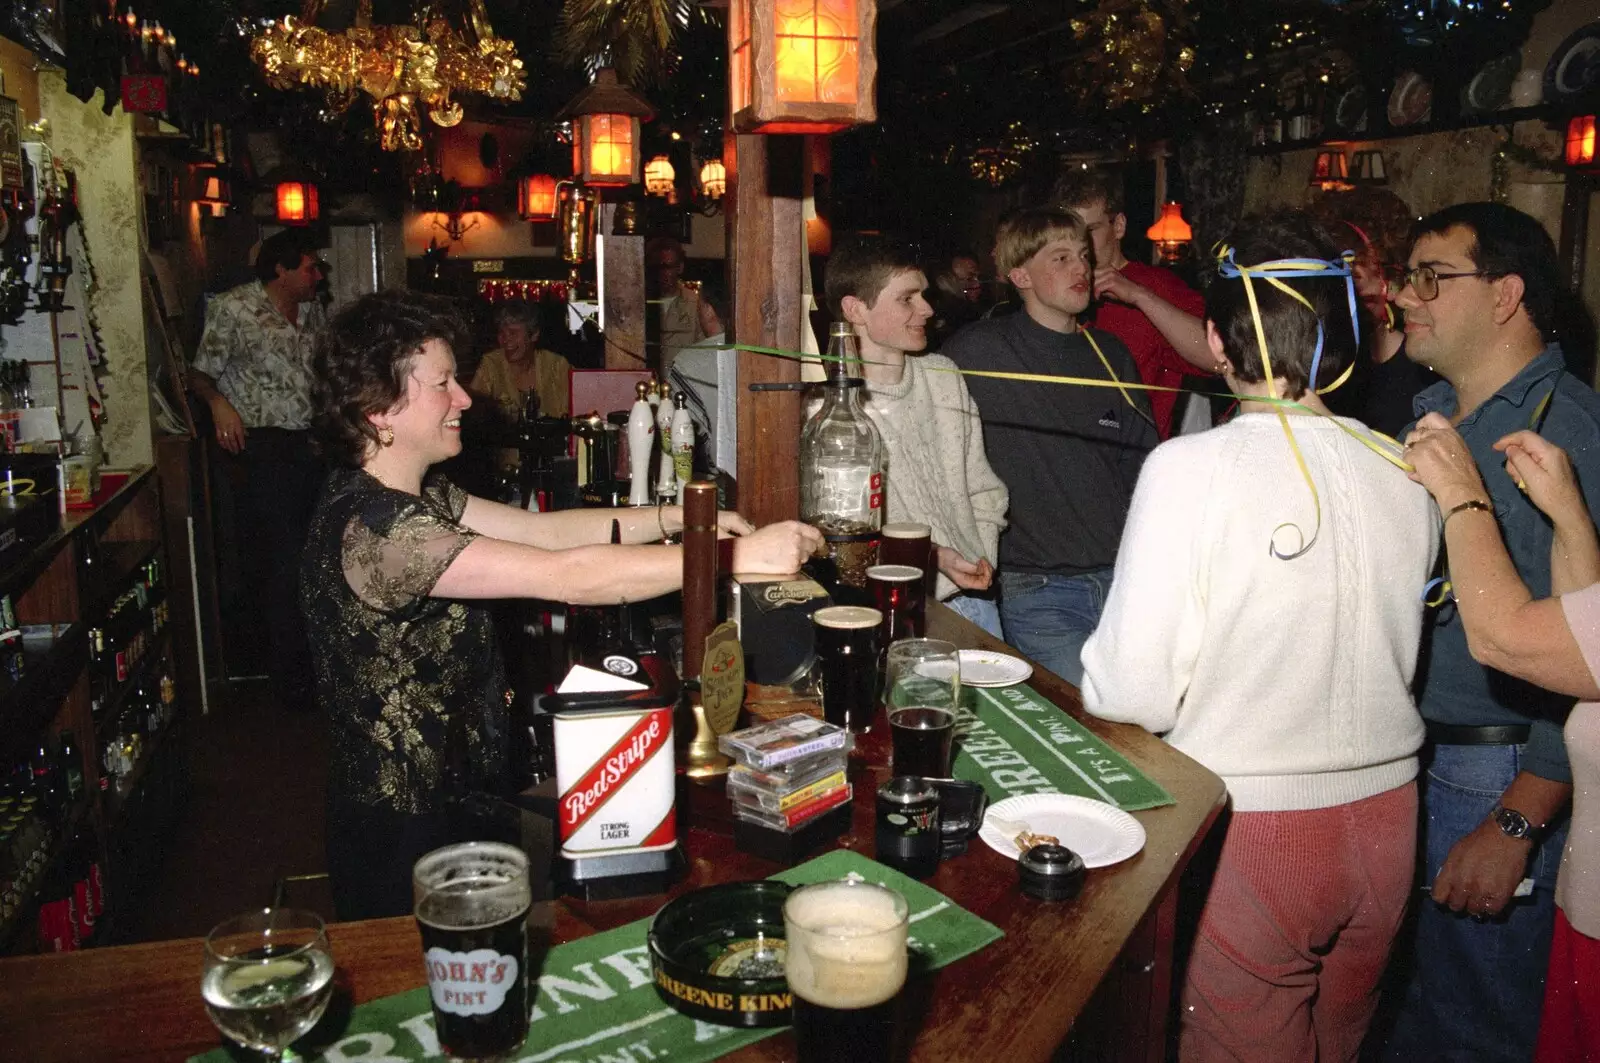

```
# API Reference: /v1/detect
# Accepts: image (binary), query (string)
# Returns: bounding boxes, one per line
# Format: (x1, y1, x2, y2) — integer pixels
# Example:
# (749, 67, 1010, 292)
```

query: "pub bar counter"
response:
(0, 604, 1226, 1062)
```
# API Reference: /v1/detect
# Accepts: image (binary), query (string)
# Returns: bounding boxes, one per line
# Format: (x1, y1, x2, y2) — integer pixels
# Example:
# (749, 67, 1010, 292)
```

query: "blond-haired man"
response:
(943, 207, 1157, 685)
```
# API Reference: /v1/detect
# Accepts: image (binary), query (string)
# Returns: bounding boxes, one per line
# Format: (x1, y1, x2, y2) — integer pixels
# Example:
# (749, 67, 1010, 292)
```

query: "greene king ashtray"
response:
(647, 881, 793, 1026)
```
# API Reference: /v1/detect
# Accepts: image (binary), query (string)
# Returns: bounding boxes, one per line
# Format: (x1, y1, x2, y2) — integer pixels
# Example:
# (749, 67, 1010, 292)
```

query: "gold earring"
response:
(377, 425, 395, 447)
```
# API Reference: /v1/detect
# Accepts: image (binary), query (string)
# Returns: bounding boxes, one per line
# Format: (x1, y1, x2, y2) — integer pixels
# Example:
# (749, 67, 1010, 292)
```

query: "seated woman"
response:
(1078, 214, 1440, 1062)
(1405, 414, 1600, 1063)
(305, 291, 818, 920)
(471, 302, 570, 470)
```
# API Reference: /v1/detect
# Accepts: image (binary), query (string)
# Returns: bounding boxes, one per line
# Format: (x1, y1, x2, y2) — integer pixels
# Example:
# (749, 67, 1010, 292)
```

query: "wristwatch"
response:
(1491, 803, 1538, 840)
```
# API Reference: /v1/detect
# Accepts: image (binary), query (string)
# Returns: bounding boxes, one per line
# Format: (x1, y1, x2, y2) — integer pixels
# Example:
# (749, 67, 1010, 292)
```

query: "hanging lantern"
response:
(729, 0, 878, 134)
(197, 174, 229, 218)
(275, 179, 319, 224)
(1145, 202, 1193, 264)
(699, 158, 726, 200)
(1566, 115, 1597, 170)
(1349, 149, 1388, 185)
(1309, 149, 1350, 190)
(557, 69, 655, 188)
(643, 155, 677, 199)
(518, 174, 559, 220)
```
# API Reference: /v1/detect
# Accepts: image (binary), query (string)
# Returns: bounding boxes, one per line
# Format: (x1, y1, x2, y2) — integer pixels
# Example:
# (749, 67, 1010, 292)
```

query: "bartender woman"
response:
(304, 291, 819, 918)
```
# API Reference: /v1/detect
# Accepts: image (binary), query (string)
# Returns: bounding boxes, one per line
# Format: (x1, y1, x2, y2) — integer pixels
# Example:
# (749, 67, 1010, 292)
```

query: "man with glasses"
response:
(1379, 202, 1600, 1063)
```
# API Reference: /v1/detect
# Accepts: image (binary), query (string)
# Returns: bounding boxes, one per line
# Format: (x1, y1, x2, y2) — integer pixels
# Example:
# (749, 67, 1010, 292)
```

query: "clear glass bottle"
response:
(800, 323, 886, 590)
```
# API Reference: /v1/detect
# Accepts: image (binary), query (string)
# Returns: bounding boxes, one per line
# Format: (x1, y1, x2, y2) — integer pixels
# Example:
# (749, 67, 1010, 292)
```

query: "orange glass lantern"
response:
(1566, 115, 1596, 170)
(275, 180, 319, 224)
(557, 69, 655, 188)
(518, 173, 558, 220)
(1145, 202, 1193, 264)
(1309, 149, 1350, 190)
(198, 174, 229, 218)
(729, 0, 878, 134)
(699, 158, 726, 200)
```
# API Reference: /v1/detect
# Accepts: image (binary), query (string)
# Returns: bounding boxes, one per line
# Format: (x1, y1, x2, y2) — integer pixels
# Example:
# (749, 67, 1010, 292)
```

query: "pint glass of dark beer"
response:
(812, 606, 883, 733)
(868, 564, 926, 642)
(879, 522, 932, 572)
(784, 879, 909, 1063)
(413, 842, 532, 1061)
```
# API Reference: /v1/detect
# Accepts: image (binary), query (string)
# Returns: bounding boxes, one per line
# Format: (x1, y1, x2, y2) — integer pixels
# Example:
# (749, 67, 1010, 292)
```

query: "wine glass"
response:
(201, 908, 334, 1061)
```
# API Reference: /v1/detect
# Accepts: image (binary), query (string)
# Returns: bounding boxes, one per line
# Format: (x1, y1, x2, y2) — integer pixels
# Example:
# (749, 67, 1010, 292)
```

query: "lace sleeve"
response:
(340, 504, 479, 614)
(422, 472, 472, 522)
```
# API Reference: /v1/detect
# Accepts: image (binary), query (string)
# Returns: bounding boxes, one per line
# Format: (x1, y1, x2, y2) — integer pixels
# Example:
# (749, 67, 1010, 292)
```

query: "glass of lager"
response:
(784, 879, 909, 1063)
(812, 605, 884, 733)
(884, 639, 961, 712)
(200, 908, 334, 1062)
(413, 842, 533, 1061)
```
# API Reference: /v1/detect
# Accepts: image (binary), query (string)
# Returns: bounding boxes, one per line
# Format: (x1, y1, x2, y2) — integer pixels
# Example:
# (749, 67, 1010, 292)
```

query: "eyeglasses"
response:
(1390, 265, 1493, 302)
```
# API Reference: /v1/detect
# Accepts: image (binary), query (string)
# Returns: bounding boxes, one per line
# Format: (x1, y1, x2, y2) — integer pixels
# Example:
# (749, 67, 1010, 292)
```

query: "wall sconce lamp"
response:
(1348, 149, 1388, 185)
(1566, 115, 1597, 171)
(432, 211, 480, 243)
(643, 155, 677, 201)
(1145, 202, 1193, 264)
(695, 157, 726, 216)
(1310, 149, 1351, 191)
(197, 173, 229, 218)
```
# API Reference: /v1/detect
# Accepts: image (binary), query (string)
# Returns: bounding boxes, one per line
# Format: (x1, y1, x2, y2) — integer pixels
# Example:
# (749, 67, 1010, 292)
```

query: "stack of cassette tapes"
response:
(719, 715, 853, 834)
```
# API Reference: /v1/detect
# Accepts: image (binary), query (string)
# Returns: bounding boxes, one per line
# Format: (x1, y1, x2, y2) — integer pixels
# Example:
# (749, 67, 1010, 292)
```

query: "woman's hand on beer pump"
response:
(732, 521, 823, 575)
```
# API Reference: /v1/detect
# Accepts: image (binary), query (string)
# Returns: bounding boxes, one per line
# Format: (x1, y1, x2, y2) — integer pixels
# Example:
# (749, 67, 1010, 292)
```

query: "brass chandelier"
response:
(250, 0, 526, 152)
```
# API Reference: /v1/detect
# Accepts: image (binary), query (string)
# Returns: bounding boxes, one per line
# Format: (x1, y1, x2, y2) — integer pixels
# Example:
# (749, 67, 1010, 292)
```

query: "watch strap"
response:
(1492, 802, 1537, 840)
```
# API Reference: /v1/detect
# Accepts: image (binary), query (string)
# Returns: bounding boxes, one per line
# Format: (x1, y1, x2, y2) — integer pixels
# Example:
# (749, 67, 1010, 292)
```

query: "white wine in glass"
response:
(201, 908, 334, 1061)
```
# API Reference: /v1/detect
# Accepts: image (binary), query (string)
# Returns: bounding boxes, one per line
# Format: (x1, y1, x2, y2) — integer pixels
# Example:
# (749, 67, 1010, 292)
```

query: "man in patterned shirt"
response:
(191, 228, 326, 709)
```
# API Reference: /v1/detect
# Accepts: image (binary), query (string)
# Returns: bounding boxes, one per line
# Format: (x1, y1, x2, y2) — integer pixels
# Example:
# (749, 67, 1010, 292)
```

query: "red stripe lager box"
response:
(551, 655, 679, 861)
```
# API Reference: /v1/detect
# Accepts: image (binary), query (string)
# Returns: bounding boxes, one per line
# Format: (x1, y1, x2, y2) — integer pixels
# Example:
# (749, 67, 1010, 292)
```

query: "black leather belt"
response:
(1425, 722, 1531, 746)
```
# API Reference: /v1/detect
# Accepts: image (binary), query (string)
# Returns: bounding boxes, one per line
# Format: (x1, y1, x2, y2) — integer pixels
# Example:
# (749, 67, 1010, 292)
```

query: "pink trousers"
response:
(1180, 783, 1418, 1063)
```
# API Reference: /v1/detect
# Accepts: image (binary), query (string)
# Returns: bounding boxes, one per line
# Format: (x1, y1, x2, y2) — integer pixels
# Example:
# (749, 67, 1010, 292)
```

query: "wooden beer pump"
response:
(678, 481, 734, 777)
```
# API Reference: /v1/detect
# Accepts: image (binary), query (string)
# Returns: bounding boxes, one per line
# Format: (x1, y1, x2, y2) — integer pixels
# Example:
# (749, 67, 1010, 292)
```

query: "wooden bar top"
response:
(0, 604, 1226, 1063)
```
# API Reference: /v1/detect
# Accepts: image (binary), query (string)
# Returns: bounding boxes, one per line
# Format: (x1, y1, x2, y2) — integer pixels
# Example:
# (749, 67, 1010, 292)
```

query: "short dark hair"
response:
(1053, 168, 1126, 216)
(494, 301, 541, 337)
(644, 236, 685, 267)
(1206, 212, 1356, 398)
(1410, 202, 1562, 341)
(824, 235, 921, 318)
(311, 290, 471, 466)
(254, 229, 320, 284)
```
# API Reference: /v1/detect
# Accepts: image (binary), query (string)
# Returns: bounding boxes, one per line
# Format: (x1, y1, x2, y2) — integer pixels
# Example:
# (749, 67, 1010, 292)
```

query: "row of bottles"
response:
(0, 732, 86, 936)
(99, 670, 176, 795)
(88, 555, 168, 721)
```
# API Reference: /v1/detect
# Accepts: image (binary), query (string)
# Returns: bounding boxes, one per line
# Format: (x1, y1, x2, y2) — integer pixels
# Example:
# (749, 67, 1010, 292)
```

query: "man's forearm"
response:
(1500, 771, 1571, 830)
(1130, 288, 1212, 372)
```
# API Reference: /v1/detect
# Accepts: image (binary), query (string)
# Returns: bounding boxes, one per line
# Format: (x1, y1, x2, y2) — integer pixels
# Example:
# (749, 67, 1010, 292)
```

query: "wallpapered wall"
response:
(37, 70, 152, 468)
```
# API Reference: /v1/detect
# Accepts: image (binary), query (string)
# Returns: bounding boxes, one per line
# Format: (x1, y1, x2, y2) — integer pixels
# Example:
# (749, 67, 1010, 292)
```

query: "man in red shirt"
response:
(1057, 172, 1213, 438)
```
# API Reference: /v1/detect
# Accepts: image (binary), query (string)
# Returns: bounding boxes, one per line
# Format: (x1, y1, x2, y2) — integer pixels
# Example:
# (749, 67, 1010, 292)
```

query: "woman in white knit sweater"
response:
(825, 237, 1009, 636)
(1080, 216, 1439, 1062)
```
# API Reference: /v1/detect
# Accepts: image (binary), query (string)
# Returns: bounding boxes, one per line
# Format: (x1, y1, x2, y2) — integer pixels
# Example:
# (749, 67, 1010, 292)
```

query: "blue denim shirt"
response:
(1412, 346, 1600, 783)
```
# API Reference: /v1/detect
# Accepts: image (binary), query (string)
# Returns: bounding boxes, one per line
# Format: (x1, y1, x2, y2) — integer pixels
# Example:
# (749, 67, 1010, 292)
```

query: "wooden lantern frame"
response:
(557, 69, 655, 188)
(518, 173, 559, 220)
(1566, 114, 1597, 171)
(729, 0, 878, 134)
(275, 179, 319, 224)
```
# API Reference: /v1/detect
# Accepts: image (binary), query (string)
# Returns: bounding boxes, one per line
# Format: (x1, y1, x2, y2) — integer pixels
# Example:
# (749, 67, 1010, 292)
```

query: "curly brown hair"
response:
(311, 290, 471, 466)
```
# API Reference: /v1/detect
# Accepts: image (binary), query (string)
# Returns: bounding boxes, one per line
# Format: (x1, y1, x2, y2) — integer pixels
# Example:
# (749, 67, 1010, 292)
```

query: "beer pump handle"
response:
(681, 482, 717, 683)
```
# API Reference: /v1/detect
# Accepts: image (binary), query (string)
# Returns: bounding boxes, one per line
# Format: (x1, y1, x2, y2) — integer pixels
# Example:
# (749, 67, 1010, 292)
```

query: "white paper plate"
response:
(979, 794, 1146, 869)
(958, 649, 1033, 688)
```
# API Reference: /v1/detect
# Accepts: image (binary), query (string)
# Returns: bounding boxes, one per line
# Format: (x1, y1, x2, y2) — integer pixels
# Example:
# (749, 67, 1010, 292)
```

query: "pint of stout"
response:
(868, 564, 926, 643)
(812, 606, 883, 733)
(784, 879, 909, 1063)
(879, 522, 932, 572)
(413, 842, 532, 1061)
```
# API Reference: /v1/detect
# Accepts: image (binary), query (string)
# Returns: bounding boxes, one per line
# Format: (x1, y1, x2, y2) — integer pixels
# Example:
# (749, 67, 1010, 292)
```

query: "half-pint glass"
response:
(812, 606, 883, 733)
(413, 842, 532, 1061)
(784, 879, 909, 1063)
(868, 564, 926, 642)
(884, 638, 961, 712)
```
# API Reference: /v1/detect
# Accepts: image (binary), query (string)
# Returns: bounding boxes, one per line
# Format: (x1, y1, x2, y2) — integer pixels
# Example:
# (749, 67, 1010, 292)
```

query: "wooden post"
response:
(730, 134, 807, 526)
(598, 204, 646, 371)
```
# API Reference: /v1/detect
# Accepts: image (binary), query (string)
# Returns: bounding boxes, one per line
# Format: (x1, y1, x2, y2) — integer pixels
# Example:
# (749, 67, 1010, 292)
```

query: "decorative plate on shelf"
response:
(1388, 71, 1433, 127)
(1544, 23, 1600, 102)
(1333, 84, 1368, 133)
(1464, 54, 1520, 114)
(980, 794, 1146, 868)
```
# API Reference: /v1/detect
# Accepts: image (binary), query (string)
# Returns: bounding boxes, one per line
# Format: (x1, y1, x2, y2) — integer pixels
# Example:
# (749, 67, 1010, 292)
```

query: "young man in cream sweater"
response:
(824, 236, 1009, 637)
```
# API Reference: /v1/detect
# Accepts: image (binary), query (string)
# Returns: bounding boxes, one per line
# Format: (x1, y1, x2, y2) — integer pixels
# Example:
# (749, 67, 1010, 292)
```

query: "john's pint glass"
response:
(413, 842, 532, 1061)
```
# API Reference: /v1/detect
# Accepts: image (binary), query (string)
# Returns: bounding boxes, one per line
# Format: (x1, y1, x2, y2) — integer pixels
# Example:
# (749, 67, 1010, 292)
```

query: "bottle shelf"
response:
(0, 797, 94, 955)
